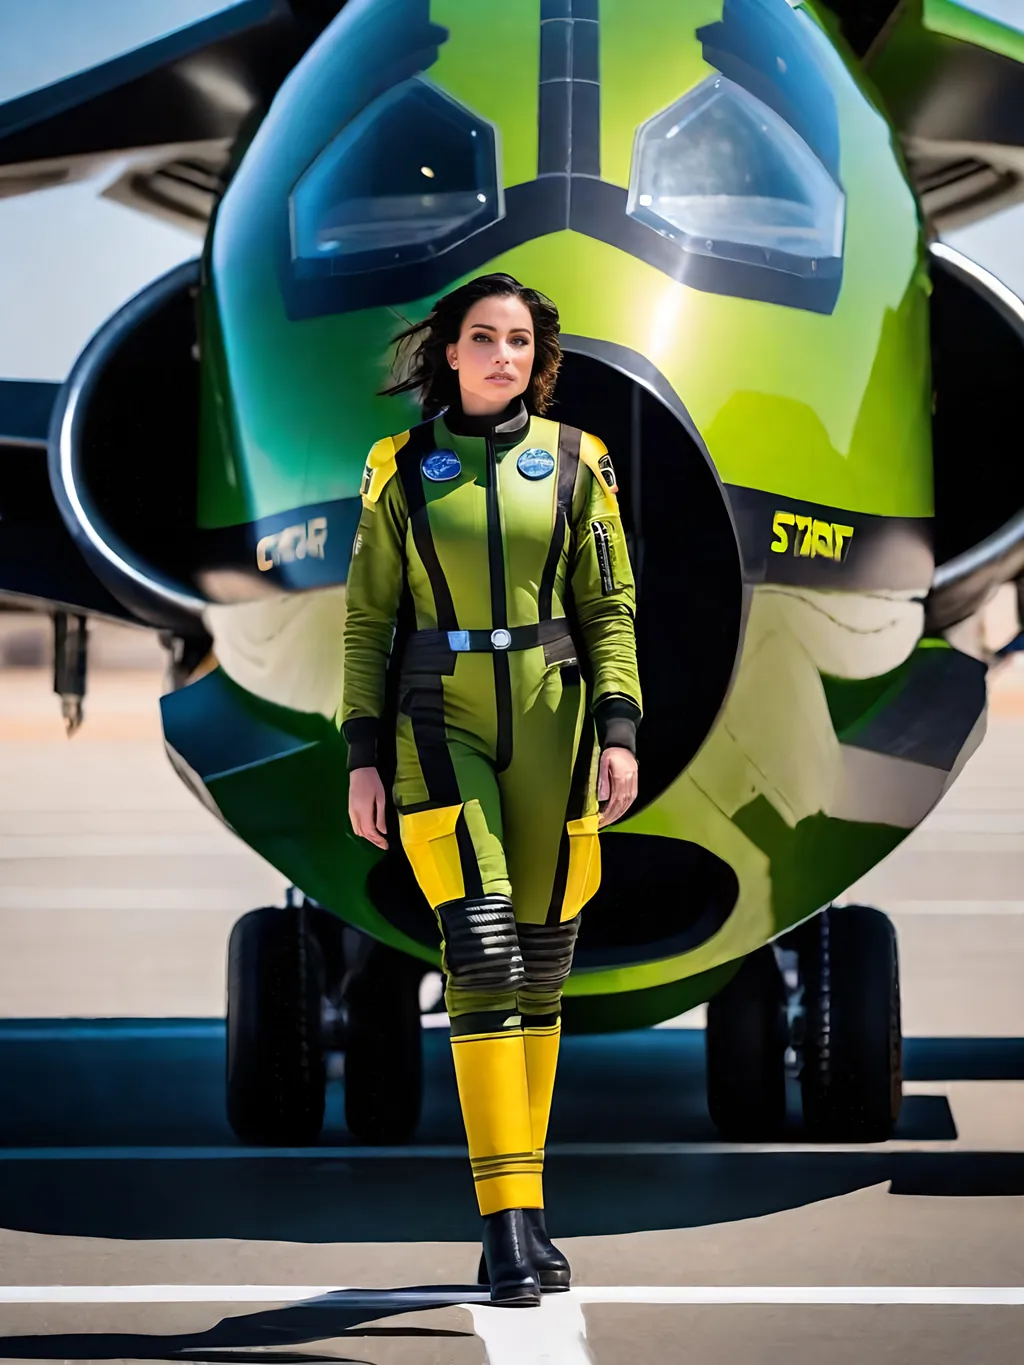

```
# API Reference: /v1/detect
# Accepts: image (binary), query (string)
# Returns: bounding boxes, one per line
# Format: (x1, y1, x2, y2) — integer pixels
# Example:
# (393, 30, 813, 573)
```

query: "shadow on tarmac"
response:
(0, 1022, 1021, 1244)
(0, 1289, 481, 1361)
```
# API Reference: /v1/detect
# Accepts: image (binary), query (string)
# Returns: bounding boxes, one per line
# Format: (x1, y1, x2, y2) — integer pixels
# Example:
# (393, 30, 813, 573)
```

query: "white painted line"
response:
(573, 1286, 1024, 1305)
(0, 1139, 969, 1161)
(0, 1284, 1020, 1306)
(471, 1293, 592, 1365)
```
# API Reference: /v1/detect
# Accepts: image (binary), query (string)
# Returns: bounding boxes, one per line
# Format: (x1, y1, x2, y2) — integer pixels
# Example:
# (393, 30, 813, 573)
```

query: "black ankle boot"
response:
(478, 1208, 569, 1294)
(477, 1209, 541, 1306)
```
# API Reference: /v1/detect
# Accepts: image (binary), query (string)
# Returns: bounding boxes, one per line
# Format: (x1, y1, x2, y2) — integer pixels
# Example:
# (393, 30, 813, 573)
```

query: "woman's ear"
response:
(445, 342, 458, 370)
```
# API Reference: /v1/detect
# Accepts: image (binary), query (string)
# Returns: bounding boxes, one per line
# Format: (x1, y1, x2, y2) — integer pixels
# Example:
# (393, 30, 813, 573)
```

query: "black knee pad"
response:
(437, 894, 525, 995)
(517, 918, 580, 996)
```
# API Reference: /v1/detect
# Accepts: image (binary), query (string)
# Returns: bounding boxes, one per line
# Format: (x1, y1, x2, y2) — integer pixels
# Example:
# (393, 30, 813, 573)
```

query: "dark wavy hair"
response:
(379, 273, 562, 416)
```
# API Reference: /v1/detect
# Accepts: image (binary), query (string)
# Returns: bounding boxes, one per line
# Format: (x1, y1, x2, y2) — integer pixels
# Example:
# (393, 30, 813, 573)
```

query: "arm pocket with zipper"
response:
(591, 520, 615, 595)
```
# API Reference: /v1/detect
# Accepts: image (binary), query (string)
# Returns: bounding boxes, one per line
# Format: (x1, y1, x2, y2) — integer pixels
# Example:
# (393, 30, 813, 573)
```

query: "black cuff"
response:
(593, 696, 641, 755)
(342, 717, 379, 771)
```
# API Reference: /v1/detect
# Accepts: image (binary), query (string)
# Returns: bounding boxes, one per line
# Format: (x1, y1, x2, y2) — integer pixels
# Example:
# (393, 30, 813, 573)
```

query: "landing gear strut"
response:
(225, 892, 426, 1146)
(704, 904, 903, 1142)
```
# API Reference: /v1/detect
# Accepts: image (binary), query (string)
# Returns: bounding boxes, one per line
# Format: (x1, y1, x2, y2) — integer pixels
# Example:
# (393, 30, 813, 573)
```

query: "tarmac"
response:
(0, 614, 1021, 1363)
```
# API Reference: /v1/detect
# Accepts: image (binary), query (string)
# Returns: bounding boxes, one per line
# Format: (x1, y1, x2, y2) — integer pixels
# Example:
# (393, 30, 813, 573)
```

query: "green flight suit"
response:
(340, 397, 641, 1215)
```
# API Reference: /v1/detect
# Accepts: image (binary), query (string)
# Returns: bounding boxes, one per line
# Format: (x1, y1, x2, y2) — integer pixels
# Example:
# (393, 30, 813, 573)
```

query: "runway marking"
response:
(0, 1139, 972, 1160)
(470, 1294, 592, 1365)
(0, 1283, 1021, 1305)
(1, 1280, 1021, 1365)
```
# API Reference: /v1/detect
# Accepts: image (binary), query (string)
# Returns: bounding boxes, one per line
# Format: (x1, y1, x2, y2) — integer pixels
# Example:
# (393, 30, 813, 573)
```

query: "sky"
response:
(0, 1, 1021, 382)
(0, 2, 245, 382)
(0, 0, 249, 105)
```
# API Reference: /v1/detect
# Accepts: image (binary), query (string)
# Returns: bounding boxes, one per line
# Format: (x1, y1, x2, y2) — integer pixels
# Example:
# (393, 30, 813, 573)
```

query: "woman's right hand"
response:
(348, 766, 388, 849)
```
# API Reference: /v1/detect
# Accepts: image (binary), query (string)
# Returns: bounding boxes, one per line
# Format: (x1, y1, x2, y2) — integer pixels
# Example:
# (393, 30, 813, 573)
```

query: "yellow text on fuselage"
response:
(770, 511, 855, 563)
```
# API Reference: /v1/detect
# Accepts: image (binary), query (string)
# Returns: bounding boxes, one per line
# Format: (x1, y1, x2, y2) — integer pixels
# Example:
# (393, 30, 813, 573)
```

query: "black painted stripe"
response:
(571, 73, 601, 178)
(287, 171, 842, 321)
(538, 0, 600, 180)
(540, 18, 572, 83)
(725, 484, 934, 593)
(396, 425, 459, 633)
(539, 424, 581, 620)
(486, 436, 514, 773)
(572, 10, 599, 81)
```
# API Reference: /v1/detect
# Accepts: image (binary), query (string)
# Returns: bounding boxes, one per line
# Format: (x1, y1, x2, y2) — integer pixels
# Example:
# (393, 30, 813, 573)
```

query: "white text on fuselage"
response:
(256, 517, 328, 572)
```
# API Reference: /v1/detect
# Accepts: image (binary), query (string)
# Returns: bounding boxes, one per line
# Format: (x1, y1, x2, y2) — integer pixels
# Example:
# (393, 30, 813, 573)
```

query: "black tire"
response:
(226, 906, 326, 1145)
(705, 947, 787, 1140)
(344, 943, 423, 1145)
(798, 905, 902, 1142)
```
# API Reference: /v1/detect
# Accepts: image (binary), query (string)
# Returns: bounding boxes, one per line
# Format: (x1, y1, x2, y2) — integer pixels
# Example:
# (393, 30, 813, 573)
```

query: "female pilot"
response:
(341, 273, 642, 1306)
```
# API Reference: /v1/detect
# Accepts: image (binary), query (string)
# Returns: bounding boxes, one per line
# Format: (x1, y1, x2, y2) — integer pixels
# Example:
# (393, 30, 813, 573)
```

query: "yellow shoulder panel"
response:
(578, 430, 620, 511)
(359, 429, 409, 506)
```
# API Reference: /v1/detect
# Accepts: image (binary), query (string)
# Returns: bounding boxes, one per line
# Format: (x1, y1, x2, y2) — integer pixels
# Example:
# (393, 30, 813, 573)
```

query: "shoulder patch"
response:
(360, 431, 408, 505)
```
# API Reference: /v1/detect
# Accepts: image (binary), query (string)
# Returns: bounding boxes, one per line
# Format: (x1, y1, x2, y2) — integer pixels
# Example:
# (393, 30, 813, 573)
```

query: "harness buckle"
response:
(490, 628, 512, 650)
(447, 630, 471, 652)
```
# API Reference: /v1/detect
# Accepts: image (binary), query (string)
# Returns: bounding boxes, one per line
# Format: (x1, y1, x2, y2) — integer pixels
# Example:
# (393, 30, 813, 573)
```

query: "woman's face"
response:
(445, 294, 535, 416)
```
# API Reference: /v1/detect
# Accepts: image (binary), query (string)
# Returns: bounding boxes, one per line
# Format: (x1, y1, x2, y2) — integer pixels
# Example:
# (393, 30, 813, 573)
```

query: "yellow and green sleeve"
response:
(339, 437, 408, 770)
(571, 434, 643, 753)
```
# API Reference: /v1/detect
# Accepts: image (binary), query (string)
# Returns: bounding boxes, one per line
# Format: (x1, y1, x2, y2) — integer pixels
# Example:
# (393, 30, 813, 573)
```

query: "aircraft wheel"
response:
(226, 906, 326, 1145)
(705, 946, 787, 1139)
(798, 905, 902, 1142)
(344, 943, 423, 1145)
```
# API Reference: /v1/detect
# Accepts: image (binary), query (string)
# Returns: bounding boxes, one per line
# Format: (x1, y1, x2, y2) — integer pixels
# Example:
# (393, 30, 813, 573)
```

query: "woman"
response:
(341, 273, 641, 1306)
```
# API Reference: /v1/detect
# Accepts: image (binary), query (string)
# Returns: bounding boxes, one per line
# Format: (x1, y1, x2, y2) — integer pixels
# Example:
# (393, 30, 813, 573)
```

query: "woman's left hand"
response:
(596, 746, 639, 828)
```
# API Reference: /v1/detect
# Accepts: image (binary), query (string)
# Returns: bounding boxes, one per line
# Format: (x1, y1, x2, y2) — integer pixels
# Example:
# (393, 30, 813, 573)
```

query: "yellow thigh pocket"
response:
(399, 804, 465, 908)
(562, 814, 601, 921)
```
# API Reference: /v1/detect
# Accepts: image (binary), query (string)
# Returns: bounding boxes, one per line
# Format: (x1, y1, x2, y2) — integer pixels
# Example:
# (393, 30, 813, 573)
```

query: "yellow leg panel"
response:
(399, 804, 465, 909)
(450, 1029, 542, 1215)
(524, 1019, 561, 1162)
(562, 814, 601, 921)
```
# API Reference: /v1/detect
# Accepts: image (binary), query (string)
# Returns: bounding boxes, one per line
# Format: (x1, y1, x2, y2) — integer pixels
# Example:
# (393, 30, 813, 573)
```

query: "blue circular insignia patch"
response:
(517, 448, 555, 480)
(422, 449, 461, 482)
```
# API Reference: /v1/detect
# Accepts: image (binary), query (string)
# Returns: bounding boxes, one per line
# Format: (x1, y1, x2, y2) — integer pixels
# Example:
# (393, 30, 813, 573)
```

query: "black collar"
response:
(441, 397, 530, 439)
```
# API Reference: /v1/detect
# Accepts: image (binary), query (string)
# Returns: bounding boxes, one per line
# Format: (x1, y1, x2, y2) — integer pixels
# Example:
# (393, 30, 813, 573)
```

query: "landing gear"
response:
(225, 895, 425, 1146)
(705, 946, 787, 1139)
(226, 904, 327, 1144)
(704, 904, 902, 1142)
(797, 904, 903, 1142)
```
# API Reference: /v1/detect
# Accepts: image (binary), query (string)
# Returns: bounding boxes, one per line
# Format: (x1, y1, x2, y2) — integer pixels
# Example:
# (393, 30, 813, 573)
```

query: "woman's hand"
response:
(596, 746, 639, 828)
(348, 766, 388, 849)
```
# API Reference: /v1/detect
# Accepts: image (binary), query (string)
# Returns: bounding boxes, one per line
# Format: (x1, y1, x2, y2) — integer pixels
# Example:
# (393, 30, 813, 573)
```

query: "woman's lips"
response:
(486, 374, 513, 382)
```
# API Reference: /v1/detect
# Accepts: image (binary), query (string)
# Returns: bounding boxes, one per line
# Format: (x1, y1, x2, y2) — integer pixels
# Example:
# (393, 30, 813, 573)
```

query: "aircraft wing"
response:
(0, 1, 345, 232)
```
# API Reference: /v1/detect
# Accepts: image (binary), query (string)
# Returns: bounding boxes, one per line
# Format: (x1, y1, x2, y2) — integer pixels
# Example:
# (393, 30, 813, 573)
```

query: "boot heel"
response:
(524, 1207, 571, 1292)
